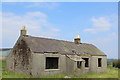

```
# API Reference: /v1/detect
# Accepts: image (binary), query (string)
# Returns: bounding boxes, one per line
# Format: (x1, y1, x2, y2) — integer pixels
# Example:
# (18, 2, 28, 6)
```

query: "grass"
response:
(1, 60, 119, 78)
(76, 67, 118, 78)
(1, 60, 32, 78)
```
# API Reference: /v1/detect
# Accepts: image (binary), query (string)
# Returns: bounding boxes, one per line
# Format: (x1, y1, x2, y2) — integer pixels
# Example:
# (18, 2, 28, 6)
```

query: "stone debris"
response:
(64, 76, 71, 78)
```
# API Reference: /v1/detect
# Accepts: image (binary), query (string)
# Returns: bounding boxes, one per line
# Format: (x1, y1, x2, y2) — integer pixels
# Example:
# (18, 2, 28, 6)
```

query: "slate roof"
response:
(22, 35, 106, 56)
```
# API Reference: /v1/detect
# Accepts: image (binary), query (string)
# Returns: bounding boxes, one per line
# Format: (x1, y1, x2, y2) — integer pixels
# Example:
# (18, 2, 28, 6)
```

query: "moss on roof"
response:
(22, 35, 106, 56)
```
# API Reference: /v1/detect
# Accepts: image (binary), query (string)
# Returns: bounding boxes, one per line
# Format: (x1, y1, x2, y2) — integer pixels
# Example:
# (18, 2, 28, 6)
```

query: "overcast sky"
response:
(1, 2, 118, 59)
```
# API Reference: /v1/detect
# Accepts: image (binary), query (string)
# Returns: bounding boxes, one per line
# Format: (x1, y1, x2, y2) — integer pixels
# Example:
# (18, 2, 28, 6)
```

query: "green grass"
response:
(76, 67, 118, 78)
(1, 60, 32, 78)
(1, 60, 119, 78)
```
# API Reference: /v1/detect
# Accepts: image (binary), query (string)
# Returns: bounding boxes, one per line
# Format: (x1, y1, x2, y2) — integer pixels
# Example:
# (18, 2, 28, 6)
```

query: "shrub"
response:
(113, 59, 120, 68)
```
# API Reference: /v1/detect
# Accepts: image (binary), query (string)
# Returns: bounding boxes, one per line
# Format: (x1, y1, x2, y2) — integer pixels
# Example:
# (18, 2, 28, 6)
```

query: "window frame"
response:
(77, 61, 82, 68)
(82, 58, 89, 67)
(98, 58, 102, 67)
(45, 57, 59, 69)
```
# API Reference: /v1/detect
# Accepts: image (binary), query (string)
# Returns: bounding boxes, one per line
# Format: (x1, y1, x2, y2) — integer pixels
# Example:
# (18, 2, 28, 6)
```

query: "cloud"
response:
(89, 32, 118, 45)
(85, 32, 118, 59)
(1, 11, 60, 47)
(26, 2, 59, 9)
(83, 15, 118, 59)
(84, 17, 111, 33)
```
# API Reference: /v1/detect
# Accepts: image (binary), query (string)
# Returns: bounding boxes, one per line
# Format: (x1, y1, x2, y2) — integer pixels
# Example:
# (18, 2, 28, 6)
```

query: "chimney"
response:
(74, 34, 81, 44)
(20, 26, 27, 36)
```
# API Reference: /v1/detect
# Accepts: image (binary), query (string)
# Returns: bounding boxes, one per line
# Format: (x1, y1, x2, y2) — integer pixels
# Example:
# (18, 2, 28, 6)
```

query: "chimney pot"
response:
(20, 26, 27, 36)
(74, 34, 81, 44)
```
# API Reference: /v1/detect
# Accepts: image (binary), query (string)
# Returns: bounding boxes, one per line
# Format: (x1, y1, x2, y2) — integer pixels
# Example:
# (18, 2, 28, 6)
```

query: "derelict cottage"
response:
(7, 26, 107, 76)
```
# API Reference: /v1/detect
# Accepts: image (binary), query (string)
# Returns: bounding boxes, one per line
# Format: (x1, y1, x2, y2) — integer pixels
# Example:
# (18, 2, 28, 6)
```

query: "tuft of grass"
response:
(1, 60, 119, 78)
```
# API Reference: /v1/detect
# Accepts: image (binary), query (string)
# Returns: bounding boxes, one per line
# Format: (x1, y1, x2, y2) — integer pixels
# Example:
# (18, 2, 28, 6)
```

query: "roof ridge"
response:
(24, 35, 75, 43)
(23, 35, 91, 45)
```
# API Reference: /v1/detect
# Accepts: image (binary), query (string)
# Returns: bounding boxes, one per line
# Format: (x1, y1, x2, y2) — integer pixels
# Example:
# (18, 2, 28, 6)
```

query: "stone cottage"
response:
(7, 26, 107, 76)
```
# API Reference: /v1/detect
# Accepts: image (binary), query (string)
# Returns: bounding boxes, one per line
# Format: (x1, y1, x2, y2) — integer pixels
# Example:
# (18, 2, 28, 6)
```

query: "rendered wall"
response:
(66, 56, 75, 74)
(73, 56, 91, 75)
(31, 53, 67, 76)
(90, 56, 107, 73)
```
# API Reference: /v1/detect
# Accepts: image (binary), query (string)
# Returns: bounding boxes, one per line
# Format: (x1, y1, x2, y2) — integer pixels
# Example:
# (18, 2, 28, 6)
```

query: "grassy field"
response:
(1, 60, 119, 78)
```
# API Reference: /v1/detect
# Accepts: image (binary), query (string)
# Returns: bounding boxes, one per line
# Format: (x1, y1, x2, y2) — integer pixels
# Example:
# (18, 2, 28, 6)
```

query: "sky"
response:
(1, 0, 119, 2)
(1, 2, 118, 59)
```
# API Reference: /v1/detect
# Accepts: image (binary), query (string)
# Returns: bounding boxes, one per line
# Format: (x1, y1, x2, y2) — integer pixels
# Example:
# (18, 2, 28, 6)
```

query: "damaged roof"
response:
(22, 35, 106, 56)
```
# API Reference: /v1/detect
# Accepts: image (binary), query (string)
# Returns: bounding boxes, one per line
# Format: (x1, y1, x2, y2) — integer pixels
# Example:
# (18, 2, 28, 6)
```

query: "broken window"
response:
(98, 58, 102, 67)
(77, 61, 82, 68)
(82, 58, 89, 67)
(46, 57, 59, 69)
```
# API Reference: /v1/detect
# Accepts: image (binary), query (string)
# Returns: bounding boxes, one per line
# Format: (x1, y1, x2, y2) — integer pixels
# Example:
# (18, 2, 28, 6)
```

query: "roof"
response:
(22, 35, 106, 56)
(66, 55, 84, 61)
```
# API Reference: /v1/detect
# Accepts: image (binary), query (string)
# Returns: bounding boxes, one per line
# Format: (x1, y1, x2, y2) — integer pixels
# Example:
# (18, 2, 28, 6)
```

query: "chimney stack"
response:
(74, 34, 81, 44)
(20, 26, 27, 36)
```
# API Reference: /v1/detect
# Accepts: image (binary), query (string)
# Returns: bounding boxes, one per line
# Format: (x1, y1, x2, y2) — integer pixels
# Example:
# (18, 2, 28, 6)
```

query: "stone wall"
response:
(7, 39, 32, 75)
